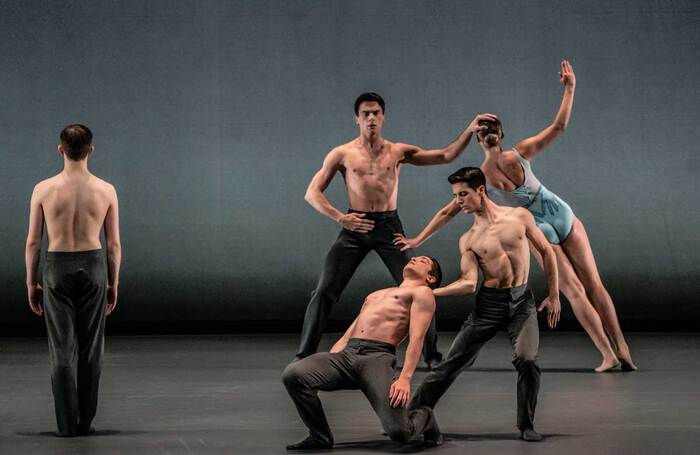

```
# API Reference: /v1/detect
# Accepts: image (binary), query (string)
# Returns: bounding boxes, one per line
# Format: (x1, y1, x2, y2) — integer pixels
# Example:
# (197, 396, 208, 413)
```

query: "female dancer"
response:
(395, 61, 636, 372)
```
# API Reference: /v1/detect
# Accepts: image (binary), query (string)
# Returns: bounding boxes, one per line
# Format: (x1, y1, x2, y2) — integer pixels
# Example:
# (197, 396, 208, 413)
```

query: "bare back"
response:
(337, 139, 404, 212)
(35, 172, 115, 251)
(462, 207, 532, 288)
(348, 286, 428, 345)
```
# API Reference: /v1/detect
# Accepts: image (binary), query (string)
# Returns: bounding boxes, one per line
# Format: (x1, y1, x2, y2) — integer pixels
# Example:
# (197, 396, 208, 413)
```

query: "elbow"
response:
(465, 283, 477, 294)
(25, 238, 41, 252)
(107, 242, 121, 255)
(553, 121, 567, 132)
(304, 188, 316, 205)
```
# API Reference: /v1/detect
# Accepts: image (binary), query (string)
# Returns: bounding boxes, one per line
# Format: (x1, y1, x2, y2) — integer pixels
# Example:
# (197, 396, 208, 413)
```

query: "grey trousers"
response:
(297, 209, 441, 364)
(410, 284, 541, 431)
(283, 338, 435, 445)
(43, 250, 107, 437)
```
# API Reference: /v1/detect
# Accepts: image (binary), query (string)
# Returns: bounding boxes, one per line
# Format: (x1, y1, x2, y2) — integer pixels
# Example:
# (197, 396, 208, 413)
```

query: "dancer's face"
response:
(476, 119, 503, 147)
(404, 256, 437, 287)
(355, 101, 384, 137)
(452, 182, 485, 213)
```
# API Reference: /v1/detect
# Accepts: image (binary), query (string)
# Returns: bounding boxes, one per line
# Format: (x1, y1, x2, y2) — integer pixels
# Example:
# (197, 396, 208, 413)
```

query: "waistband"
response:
(348, 209, 399, 221)
(478, 283, 529, 300)
(46, 249, 104, 260)
(347, 338, 396, 354)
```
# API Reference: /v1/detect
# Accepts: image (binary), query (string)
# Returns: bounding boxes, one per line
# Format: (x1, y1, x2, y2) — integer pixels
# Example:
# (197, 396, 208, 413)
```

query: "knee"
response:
(562, 278, 586, 302)
(281, 363, 302, 388)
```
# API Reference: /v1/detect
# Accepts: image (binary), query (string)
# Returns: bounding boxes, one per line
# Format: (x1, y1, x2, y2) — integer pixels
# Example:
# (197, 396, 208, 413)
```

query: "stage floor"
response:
(1, 332, 699, 454)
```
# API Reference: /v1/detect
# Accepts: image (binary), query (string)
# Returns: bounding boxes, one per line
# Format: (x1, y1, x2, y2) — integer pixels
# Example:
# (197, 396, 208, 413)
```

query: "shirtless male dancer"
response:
(407, 167, 560, 442)
(395, 61, 636, 372)
(25, 124, 121, 437)
(283, 256, 444, 450)
(298, 91, 496, 368)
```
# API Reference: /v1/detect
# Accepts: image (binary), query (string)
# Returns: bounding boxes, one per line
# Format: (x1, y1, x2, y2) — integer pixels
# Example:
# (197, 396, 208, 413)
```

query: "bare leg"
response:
(531, 243, 619, 372)
(561, 218, 636, 370)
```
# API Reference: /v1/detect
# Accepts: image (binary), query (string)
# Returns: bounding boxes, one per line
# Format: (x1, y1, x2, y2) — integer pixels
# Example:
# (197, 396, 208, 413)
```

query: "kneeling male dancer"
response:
(408, 167, 560, 441)
(25, 125, 121, 437)
(283, 256, 444, 450)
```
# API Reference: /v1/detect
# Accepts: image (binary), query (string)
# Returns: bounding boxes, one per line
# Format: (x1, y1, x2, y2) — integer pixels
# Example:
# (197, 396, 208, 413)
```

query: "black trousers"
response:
(43, 250, 107, 437)
(297, 210, 440, 363)
(283, 338, 435, 445)
(410, 284, 541, 431)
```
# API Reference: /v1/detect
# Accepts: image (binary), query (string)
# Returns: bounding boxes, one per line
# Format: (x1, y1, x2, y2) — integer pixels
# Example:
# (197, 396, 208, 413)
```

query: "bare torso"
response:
(463, 207, 531, 288)
(347, 286, 420, 345)
(36, 171, 114, 251)
(338, 139, 403, 212)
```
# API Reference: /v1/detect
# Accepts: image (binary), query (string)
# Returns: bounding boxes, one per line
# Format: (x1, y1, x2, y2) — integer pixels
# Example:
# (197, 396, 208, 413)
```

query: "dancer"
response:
(298, 91, 495, 368)
(407, 167, 560, 442)
(283, 256, 444, 450)
(25, 124, 121, 437)
(395, 61, 636, 371)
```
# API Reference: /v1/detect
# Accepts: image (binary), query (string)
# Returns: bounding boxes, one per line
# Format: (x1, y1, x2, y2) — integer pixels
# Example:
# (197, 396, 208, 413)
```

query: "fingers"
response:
(479, 113, 498, 121)
(106, 303, 116, 316)
(537, 302, 545, 312)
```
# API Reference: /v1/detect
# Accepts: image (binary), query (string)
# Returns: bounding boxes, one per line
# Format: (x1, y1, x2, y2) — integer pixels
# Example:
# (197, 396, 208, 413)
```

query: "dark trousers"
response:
(297, 210, 440, 363)
(43, 250, 107, 437)
(283, 338, 435, 445)
(410, 284, 541, 431)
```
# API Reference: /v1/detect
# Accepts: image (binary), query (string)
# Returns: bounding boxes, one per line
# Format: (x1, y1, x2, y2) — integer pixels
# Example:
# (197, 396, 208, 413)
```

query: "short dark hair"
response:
(448, 166, 487, 191)
(60, 124, 93, 161)
(354, 92, 385, 115)
(426, 256, 442, 289)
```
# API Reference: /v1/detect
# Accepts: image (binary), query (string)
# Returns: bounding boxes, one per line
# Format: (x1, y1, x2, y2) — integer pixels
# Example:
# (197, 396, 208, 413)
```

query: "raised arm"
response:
(432, 235, 479, 297)
(515, 60, 576, 159)
(400, 113, 496, 166)
(304, 147, 375, 233)
(104, 185, 121, 315)
(393, 199, 461, 251)
(25, 184, 44, 316)
(520, 209, 560, 328)
(389, 287, 436, 408)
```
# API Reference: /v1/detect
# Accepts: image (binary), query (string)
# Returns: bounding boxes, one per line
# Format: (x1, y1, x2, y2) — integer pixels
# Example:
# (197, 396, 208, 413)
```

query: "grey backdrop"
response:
(1, 0, 699, 334)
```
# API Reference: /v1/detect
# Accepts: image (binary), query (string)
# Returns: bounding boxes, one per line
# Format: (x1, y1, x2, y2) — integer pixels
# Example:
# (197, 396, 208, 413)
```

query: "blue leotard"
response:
(486, 149, 574, 244)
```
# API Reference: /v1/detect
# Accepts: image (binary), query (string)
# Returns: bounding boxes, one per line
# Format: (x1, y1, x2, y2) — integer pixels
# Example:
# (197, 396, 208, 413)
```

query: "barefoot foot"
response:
(594, 358, 621, 373)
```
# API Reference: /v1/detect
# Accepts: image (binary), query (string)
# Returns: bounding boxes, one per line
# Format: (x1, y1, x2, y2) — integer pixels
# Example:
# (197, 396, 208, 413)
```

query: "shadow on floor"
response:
(15, 430, 146, 438)
(334, 439, 436, 453)
(444, 432, 574, 441)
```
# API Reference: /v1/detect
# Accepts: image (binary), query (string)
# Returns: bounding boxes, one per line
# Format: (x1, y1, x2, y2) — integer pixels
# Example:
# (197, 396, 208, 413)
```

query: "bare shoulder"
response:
(32, 175, 60, 198)
(90, 176, 118, 198)
(412, 285, 436, 306)
(499, 149, 521, 165)
(511, 207, 534, 223)
(459, 229, 475, 250)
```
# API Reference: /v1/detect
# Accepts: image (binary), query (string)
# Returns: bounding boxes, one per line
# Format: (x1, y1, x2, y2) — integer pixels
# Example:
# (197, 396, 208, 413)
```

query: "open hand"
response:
(338, 213, 374, 233)
(467, 113, 499, 134)
(389, 377, 411, 408)
(559, 60, 575, 88)
(393, 233, 421, 251)
(537, 295, 561, 329)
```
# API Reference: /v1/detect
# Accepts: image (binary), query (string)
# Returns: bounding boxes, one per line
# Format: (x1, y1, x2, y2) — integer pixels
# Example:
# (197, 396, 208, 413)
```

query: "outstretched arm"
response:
(400, 113, 497, 166)
(393, 199, 461, 251)
(389, 287, 436, 407)
(304, 148, 375, 233)
(521, 209, 561, 328)
(432, 235, 479, 297)
(516, 60, 576, 159)
(25, 185, 44, 316)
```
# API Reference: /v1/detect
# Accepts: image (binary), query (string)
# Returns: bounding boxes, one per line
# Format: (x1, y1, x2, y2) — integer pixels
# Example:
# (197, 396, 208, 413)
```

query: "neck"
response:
(62, 157, 90, 175)
(472, 196, 500, 224)
(399, 277, 427, 288)
(481, 143, 502, 159)
(359, 132, 384, 153)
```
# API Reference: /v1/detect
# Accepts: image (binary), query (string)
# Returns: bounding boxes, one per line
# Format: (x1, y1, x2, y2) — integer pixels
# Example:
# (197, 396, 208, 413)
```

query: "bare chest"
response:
(470, 221, 526, 260)
(342, 147, 400, 181)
